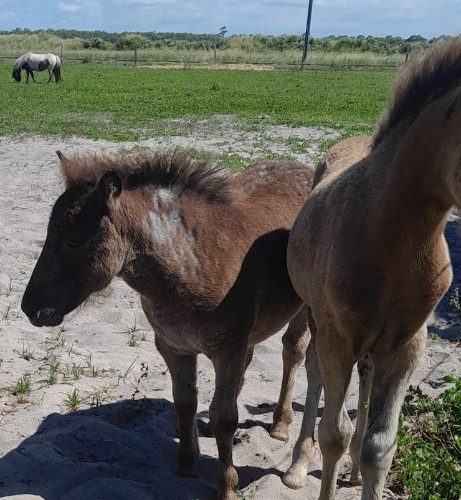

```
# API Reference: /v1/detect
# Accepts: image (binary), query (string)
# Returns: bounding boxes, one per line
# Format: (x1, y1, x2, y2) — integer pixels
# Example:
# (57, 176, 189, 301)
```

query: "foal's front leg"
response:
(210, 340, 248, 500)
(350, 354, 374, 486)
(155, 335, 199, 477)
(360, 328, 426, 500)
(202, 346, 254, 438)
(28, 70, 37, 83)
(317, 330, 355, 500)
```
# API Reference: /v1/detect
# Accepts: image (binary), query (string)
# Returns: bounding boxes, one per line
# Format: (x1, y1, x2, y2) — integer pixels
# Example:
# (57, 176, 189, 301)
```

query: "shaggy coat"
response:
(22, 150, 314, 500)
(284, 37, 461, 500)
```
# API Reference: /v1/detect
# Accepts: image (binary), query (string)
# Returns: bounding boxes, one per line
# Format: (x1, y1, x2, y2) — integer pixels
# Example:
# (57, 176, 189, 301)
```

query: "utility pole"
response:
(301, 0, 314, 70)
(213, 26, 227, 65)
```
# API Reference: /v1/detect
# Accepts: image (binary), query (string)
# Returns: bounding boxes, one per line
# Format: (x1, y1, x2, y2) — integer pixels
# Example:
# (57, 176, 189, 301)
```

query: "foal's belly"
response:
(140, 297, 205, 355)
(248, 302, 303, 346)
(140, 293, 302, 356)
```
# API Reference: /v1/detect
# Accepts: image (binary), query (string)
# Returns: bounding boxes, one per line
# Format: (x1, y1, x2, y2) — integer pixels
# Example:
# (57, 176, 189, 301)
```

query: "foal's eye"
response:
(63, 236, 87, 251)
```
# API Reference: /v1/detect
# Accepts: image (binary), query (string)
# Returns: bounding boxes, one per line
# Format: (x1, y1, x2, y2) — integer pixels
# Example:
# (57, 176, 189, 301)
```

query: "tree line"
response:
(0, 28, 451, 54)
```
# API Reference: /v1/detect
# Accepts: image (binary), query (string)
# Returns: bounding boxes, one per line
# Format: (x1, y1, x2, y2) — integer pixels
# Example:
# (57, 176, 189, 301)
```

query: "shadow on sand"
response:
(0, 398, 281, 500)
(432, 219, 461, 341)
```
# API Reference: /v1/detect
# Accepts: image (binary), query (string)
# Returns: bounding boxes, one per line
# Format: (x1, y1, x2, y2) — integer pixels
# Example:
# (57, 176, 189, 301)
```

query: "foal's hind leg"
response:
(360, 328, 426, 500)
(350, 354, 374, 486)
(210, 338, 249, 500)
(155, 335, 199, 478)
(270, 305, 310, 442)
(283, 307, 321, 489)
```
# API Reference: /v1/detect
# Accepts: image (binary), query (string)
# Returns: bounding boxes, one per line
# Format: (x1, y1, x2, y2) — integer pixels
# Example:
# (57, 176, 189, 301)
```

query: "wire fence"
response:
(1, 51, 405, 71)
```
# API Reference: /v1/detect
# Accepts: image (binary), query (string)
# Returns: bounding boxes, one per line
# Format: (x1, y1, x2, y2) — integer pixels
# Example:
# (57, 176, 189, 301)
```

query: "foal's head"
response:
(22, 150, 230, 327)
(22, 153, 124, 327)
(12, 68, 21, 82)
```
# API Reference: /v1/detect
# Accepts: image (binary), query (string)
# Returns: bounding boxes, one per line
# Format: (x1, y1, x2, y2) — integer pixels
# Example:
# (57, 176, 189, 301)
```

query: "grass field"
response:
(1, 62, 396, 142)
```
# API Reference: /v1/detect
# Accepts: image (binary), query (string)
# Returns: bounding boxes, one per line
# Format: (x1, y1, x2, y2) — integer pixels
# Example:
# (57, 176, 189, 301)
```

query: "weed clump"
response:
(390, 376, 461, 499)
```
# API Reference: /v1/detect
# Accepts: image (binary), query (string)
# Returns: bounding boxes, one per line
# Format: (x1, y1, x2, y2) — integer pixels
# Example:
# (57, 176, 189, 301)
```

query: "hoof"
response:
(269, 424, 289, 442)
(350, 475, 362, 486)
(217, 470, 239, 500)
(221, 490, 239, 500)
(174, 464, 197, 478)
(282, 467, 307, 490)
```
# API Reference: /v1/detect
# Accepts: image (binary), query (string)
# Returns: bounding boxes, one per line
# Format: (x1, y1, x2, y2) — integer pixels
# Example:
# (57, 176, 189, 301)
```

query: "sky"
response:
(1, 0, 460, 39)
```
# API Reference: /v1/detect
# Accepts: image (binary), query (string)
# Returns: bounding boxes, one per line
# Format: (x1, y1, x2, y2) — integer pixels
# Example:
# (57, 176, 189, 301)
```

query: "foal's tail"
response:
(53, 56, 62, 83)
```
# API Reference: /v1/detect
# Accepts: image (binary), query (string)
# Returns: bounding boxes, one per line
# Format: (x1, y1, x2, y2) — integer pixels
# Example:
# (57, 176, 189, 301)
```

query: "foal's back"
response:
(313, 134, 372, 188)
(173, 159, 314, 344)
(234, 160, 314, 217)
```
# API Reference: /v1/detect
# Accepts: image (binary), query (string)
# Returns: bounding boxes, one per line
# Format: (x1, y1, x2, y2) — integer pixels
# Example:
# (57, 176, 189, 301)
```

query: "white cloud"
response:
(83, 0, 102, 16)
(0, 11, 15, 21)
(112, 0, 175, 5)
(56, 1, 102, 20)
(57, 2, 82, 13)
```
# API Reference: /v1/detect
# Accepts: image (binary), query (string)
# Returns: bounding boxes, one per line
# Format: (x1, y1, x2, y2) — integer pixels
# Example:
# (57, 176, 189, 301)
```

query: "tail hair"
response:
(53, 61, 62, 83)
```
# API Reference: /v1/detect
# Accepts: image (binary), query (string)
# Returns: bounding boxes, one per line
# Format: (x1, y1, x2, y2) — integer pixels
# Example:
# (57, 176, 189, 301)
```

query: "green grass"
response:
(390, 287, 461, 497)
(66, 388, 80, 411)
(1, 62, 394, 141)
(391, 377, 461, 499)
(12, 374, 32, 403)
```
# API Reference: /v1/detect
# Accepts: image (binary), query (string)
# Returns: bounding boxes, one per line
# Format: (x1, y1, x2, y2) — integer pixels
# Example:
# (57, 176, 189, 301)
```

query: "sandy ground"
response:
(0, 125, 460, 500)
(144, 63, 275, 71)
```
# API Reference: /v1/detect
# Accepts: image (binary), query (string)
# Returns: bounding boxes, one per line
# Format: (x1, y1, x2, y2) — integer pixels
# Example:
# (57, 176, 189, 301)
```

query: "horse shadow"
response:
(431, 219, 461, 341)
(0, 398, 280, 500)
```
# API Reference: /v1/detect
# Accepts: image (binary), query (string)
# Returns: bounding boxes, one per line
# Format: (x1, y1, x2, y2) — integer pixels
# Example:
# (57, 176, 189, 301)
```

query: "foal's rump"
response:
(234, 160, 314, 213)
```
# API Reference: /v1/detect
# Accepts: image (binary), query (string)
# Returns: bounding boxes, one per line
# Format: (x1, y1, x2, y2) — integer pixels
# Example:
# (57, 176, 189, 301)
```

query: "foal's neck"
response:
(374, 106, 458, 243)
(120, 186, 201, 296)
(364, 117, 454, 314)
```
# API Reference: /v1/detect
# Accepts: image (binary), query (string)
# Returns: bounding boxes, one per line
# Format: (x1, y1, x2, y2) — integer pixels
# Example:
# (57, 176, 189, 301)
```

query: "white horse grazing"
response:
(12, 53, 62, 83)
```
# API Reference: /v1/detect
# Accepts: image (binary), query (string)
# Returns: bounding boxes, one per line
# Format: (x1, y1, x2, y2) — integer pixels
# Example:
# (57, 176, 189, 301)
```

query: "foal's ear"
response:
(56, 150, 78, 186)
(96, 171, 122, 208)
(56, 150, 71, 174)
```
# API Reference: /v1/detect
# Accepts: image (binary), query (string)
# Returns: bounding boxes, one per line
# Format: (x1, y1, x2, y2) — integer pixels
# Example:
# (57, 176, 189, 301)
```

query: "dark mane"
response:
(372, 36, 461, 149)
(59, 150, 232, 203)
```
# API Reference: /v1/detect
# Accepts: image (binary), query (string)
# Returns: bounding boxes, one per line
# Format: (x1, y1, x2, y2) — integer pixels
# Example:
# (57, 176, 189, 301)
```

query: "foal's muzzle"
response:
(21, 304, 64, 327)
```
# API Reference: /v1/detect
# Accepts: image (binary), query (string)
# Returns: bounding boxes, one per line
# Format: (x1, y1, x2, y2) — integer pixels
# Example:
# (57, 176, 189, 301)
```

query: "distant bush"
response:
(0, 28, 450, 55)
(116, 33, 153, 50)
(82, 37, 113, 50)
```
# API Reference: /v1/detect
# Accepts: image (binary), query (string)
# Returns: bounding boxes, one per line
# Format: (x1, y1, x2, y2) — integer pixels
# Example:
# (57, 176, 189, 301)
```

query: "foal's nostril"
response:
(21, 296, 36, 320)
(21, 295, 63, 327)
